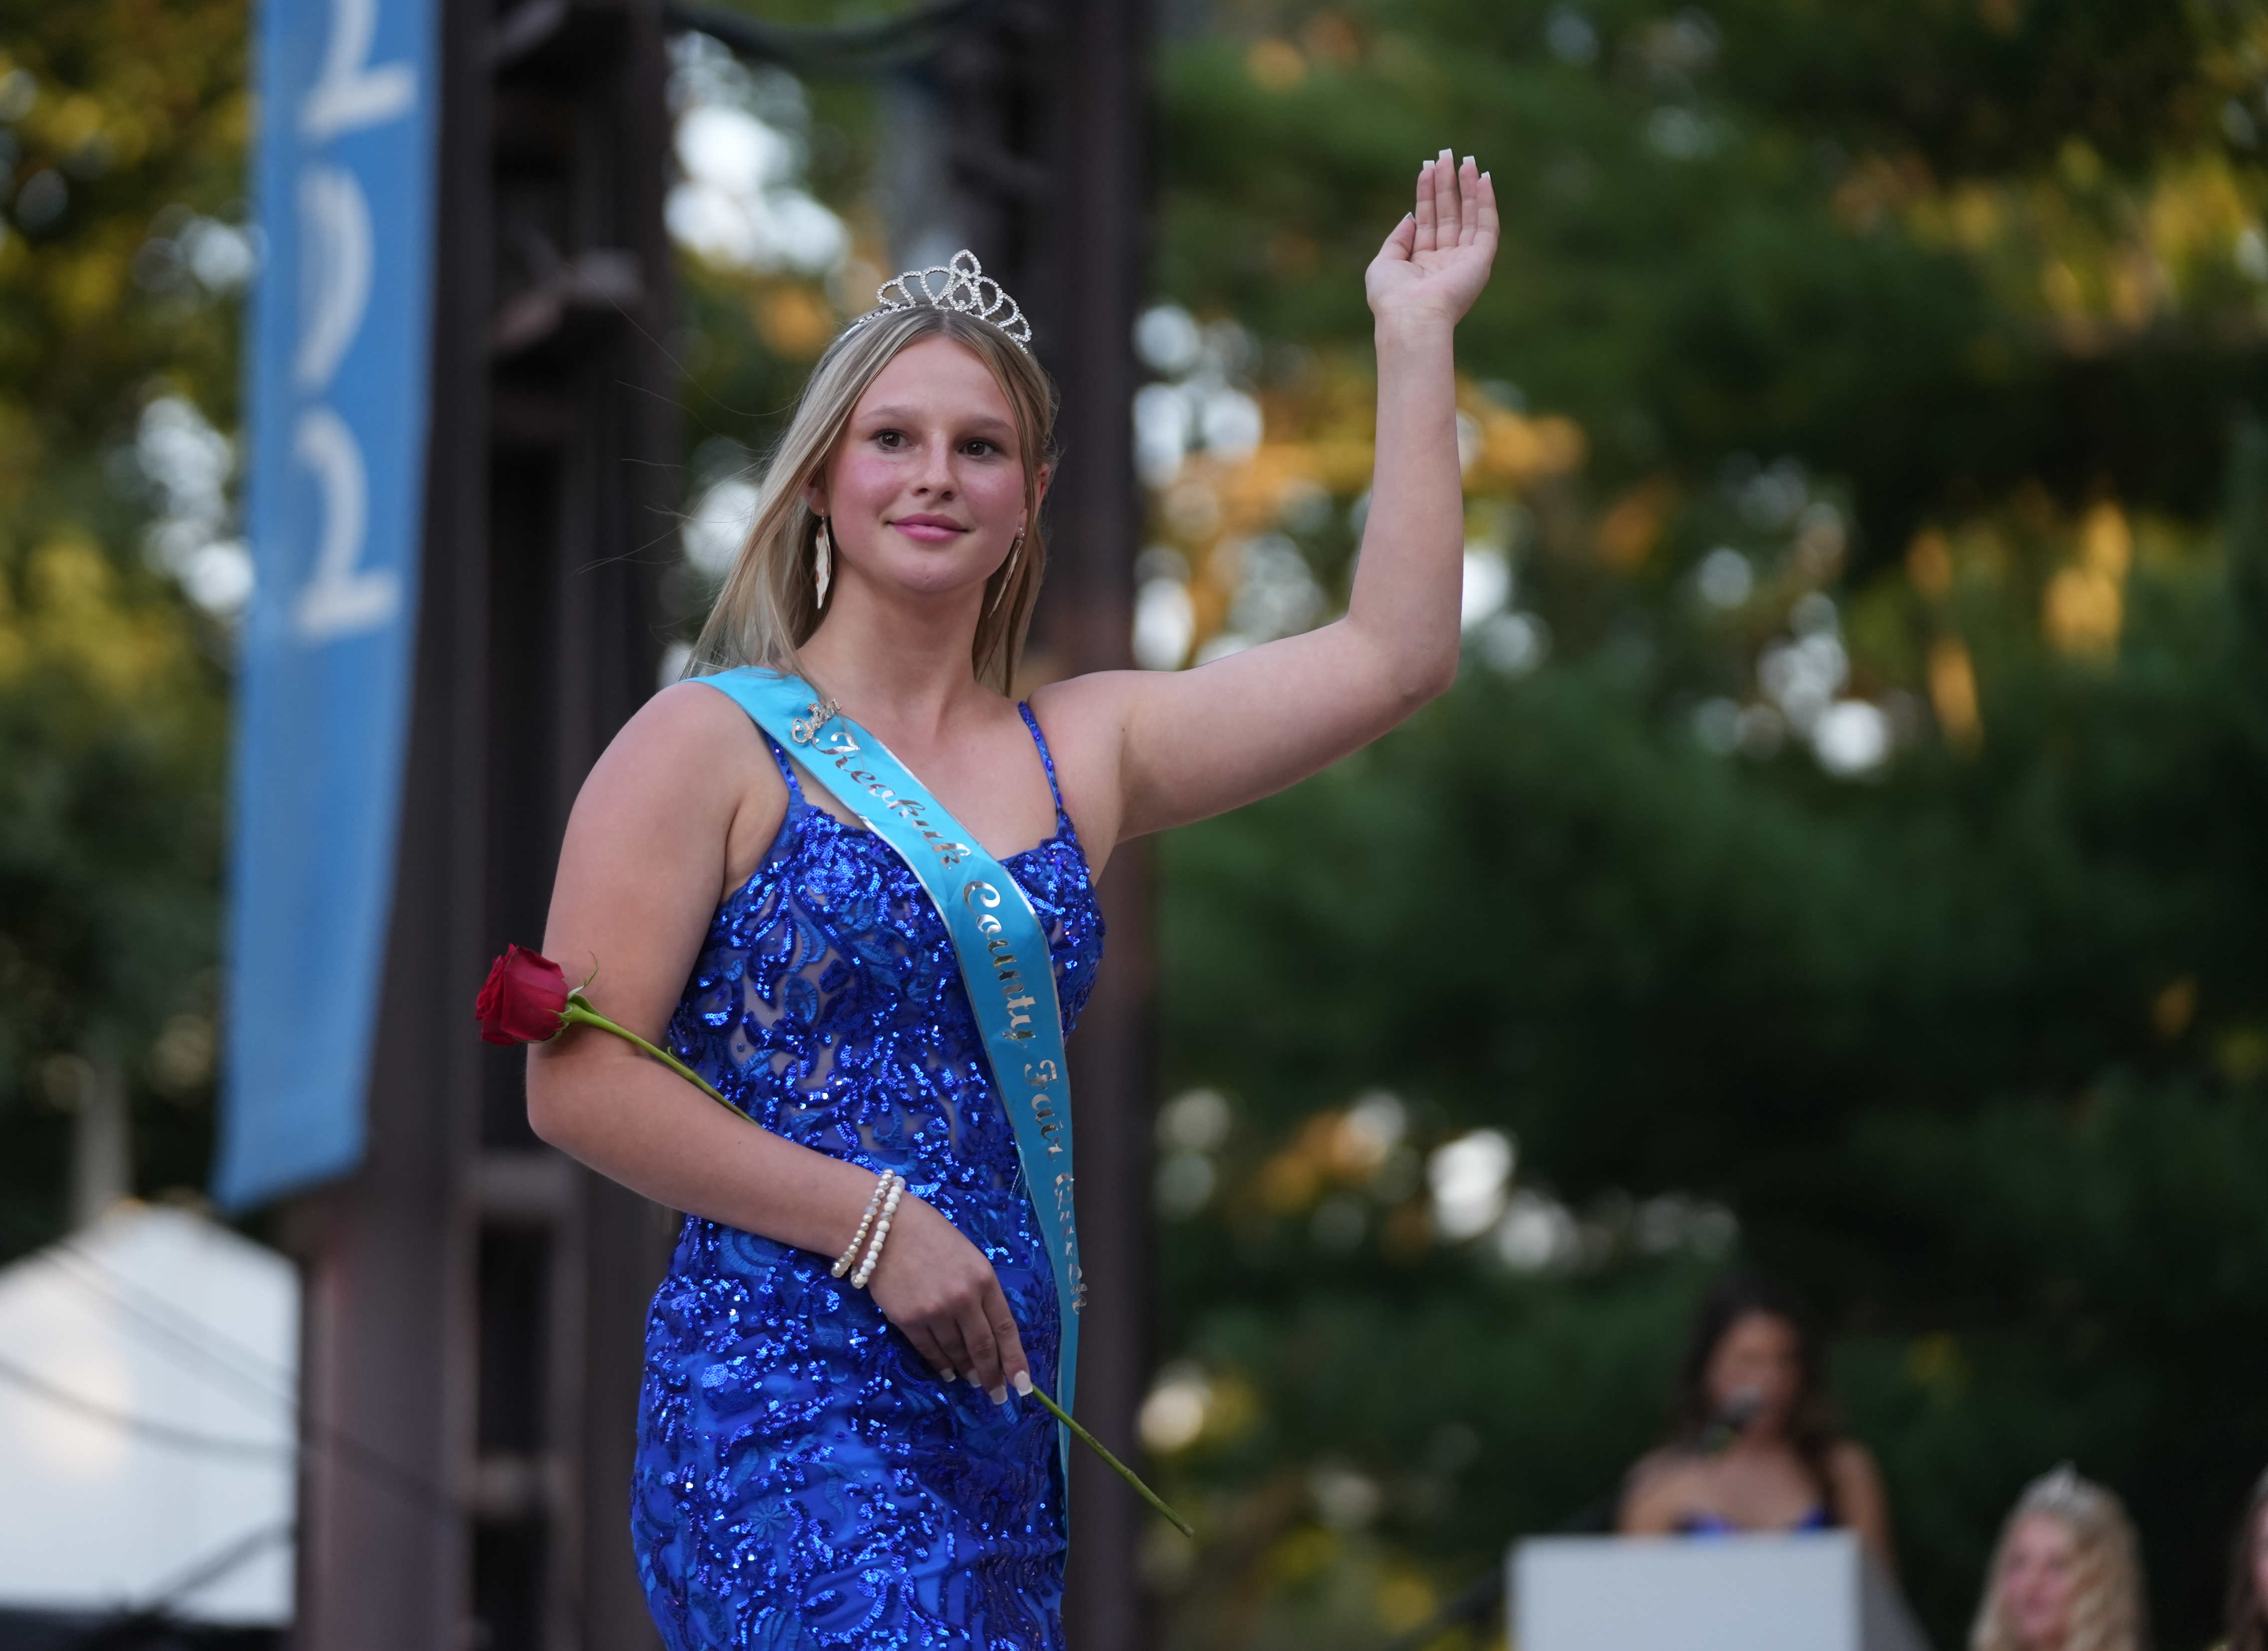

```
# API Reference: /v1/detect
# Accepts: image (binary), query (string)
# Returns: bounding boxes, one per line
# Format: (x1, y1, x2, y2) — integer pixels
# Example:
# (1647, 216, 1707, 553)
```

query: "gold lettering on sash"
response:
(954, 872, 1082, 1291)
(789, 700, 842, 744)
(1054, 1171, 1086, 1310)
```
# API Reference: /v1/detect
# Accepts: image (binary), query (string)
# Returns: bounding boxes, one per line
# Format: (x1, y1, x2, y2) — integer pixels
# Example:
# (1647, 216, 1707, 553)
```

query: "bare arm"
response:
(1037, 152, 1497, 850)
(1616, 1452, 1694, 1536)
(526, 684, 1033, 1404)
(1830, 1443, 1896, 1569)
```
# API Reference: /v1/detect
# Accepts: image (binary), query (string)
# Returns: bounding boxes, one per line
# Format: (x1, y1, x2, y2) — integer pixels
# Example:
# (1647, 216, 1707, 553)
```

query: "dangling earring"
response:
(988, 530, 1024, 614)
(813, 517, 833, 608)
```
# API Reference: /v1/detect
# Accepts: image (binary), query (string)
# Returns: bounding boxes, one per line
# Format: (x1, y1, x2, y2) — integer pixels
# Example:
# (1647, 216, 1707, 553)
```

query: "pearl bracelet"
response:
(831, 1171, 895, 1279)
(851, 1174, 907, 1289)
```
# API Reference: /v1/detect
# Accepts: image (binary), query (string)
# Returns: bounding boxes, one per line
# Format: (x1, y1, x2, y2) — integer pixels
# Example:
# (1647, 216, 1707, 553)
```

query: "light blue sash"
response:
(697, 667, 1084, 1492)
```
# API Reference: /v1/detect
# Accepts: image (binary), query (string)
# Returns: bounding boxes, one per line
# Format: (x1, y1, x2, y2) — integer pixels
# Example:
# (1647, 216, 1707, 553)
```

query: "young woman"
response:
(2218, 1467, 2268, 1651)
(1969, 1466, 2147, 1651)
(526, 153, 1496, 1647)
(1618, 1273, 1894, 1562)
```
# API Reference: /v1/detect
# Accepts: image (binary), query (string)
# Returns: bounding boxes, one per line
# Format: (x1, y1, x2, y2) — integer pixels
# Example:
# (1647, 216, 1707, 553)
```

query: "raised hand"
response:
(1366, 149, 1499, 329)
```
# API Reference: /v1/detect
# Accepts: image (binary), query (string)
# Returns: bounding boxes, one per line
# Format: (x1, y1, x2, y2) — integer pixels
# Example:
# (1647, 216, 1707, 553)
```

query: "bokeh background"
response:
(5, 0, 2268, 1647)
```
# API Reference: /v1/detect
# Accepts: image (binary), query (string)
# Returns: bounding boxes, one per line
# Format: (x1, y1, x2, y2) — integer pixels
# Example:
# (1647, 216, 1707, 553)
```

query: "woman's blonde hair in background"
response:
(687, 303, 1060, 693)
(1970, 1465, 2148, 1651)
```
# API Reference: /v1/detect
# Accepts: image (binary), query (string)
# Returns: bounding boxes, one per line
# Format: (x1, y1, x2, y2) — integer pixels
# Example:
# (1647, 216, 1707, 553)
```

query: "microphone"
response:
(1698, 1390, 1765, 1454)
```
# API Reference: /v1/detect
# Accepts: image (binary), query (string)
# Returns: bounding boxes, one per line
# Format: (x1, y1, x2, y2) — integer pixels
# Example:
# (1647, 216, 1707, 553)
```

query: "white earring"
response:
(814, 518, 832, 608)
(988, 530, 1024, 614)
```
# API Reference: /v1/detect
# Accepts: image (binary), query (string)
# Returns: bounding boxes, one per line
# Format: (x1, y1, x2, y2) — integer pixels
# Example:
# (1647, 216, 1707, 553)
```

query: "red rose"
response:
(475, 945, 572, 1045)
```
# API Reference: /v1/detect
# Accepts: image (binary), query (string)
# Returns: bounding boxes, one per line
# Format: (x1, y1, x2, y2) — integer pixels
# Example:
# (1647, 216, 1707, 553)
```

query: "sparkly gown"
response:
(632, 704, 1105, 1651)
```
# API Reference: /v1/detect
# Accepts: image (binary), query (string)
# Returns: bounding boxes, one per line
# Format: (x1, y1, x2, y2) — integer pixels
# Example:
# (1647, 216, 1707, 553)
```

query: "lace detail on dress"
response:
(632, 703, 1105, 1651)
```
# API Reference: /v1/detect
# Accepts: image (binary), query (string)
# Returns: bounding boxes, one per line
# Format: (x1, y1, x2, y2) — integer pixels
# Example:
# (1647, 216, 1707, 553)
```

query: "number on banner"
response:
(301, 0, 416, 140)
(291, 406, 399, 641)
(294, 165, 371, 393)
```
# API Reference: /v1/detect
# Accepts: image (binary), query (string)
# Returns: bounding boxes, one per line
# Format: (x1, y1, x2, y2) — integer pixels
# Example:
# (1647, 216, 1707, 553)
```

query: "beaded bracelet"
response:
(831, 1171, 895, 1279)
(851, 1174, 907, 1289)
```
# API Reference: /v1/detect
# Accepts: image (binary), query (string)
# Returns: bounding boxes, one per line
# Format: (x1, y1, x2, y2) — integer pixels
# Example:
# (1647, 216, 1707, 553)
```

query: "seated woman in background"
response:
(1969, 1465, 2146, 1651)
(1617, 1272, 1893, 1563)
(2219, 1466, 2268, 1651)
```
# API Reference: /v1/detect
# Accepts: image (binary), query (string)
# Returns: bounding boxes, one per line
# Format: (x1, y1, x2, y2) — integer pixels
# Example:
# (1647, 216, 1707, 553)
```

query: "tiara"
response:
(842, 249, 1031, 353)
(2019, 1463, 2114, 1523)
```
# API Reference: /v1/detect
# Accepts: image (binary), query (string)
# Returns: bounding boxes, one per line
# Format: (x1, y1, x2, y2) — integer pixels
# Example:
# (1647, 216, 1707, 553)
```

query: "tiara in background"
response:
(841, 249, 1031, 353)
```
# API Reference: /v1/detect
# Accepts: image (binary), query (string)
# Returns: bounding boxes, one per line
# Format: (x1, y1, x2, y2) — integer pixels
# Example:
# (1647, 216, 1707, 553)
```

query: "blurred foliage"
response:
(4, 4, 2267, 1651)
(1142, 2, 2268, 1649)
(0, 0, 243, 1249)
(655, 5, 898, 648)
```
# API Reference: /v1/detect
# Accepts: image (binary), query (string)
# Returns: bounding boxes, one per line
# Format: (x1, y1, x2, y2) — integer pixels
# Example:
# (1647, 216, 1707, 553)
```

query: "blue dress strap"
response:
(1017, 702, 1075, 836)
(759, 732, 808, 806)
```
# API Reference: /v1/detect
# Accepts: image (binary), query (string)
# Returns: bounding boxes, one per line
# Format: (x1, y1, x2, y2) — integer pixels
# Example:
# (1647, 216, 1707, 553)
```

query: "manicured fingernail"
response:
(1012, 1371, 1033, 1397)
(943, 1369, 960, 1383)
(965, 1370, 983, 1387)
(990, 1385, 1009, 1406)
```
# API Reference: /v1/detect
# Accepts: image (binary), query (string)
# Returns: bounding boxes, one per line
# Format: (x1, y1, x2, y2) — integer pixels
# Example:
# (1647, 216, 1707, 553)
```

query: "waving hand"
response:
(1036, 148, 1499, 859)
(1367, 151, 1498, 328)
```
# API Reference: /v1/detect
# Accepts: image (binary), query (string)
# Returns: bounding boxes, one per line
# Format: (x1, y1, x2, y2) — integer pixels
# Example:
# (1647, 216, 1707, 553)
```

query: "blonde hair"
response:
(1971, 1466, 2148, 1651)
(687, 304, 1059, 692)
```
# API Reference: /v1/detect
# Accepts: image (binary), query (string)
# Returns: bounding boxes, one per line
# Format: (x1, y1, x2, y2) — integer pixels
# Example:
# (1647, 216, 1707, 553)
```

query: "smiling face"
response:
(807, 335, 1033, 608)
(1704, 1310, 1803, 1437)
(1998, 1511, 2079, 1651)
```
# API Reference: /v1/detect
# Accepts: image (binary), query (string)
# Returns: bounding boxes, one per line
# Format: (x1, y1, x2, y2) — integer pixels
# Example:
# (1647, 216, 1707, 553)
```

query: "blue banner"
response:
(215, 0, 439, 1209)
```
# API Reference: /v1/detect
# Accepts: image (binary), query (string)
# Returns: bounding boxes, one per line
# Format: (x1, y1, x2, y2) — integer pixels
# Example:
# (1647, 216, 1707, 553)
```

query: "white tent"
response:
(0, 1203, 296, 1626)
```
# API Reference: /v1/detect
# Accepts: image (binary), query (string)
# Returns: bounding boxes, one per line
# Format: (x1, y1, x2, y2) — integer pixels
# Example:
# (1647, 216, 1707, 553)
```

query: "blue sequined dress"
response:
(632, 702, 1104, 1651)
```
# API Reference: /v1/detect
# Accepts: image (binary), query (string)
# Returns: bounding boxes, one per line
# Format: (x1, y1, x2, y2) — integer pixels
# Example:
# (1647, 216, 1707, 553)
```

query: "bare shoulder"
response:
(1027, 668, 1138, 742)
(586, 680, 773, 798)
(542, 681, 781, 1031)
(613, 677, 762, 762)
(1826, 1439, 1885, 1502)
(569, 680, 783, 880)
(1026, 669, 1143, 860)
(1618, 1447, 1700, 1530)
(1624, 1446, 1697, 1494)
(1827, 1439, 1881, 1485)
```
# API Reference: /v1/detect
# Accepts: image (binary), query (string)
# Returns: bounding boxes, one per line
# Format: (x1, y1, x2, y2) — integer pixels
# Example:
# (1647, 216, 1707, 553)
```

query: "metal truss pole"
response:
(286, 3, 675, 1648)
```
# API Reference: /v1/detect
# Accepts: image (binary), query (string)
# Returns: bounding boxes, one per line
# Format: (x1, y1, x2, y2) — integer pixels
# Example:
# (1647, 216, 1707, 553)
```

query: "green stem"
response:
(561, 995, 741, 1116)
(1023, 1381, 1195, 1539)
(559, 991, 1195, 1541)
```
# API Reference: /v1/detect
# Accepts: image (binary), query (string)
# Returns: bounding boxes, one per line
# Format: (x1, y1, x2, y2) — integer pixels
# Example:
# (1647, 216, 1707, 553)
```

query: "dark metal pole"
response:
(279, 0, 490, 1638)
(1023, 5, 1155, 1648)
(285, 3, 676, 1648)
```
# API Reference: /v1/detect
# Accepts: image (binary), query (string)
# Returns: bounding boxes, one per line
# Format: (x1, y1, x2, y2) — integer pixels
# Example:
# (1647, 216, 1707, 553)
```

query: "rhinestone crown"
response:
(842, 249, 1031, 353)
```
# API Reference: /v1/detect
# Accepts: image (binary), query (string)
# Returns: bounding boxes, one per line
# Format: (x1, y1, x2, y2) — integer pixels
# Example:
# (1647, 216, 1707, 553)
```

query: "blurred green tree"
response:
(6, 4, 2266, 1650)
(1140, 3, 2268, 1648)
(0, 0, 244, 1246)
